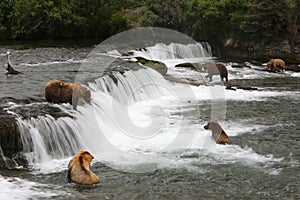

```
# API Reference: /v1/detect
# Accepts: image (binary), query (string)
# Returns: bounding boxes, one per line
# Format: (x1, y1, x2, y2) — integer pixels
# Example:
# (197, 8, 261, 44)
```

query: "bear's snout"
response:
(204, 124, 209, 130)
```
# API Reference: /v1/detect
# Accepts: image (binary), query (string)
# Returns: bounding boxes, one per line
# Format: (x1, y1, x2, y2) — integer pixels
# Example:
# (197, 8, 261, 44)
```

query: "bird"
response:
(5, 51, 23, 75)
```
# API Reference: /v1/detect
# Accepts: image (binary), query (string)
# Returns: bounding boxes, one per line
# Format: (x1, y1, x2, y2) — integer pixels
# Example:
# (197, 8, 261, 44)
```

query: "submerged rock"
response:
(163, 75, 204, 86)
(135, 57, 168, 75)
(225, 82, 258, 91)
(174, 62, 203, 71)
(286, 65, 300, 72)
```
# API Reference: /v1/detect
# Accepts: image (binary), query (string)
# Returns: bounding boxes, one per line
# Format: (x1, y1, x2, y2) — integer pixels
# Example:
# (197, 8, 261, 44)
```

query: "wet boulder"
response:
(174, 62, 203, 71)
(135, 57, 168, 75)
(0, 111, 24, 169)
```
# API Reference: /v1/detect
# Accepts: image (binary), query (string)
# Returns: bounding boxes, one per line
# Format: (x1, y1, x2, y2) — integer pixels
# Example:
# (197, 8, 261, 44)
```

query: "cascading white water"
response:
(17, 114, 84, 164)
(12, 49, 206, 170)
(15, 67, 174, 166)
(89, 67, 170, 105)
(130, 42, 212, 60)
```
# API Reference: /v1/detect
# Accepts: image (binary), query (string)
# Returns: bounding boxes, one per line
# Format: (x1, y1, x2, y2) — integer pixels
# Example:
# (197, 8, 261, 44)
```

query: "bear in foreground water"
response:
(204, 120, 229, 144)
(202, 63, 228, 82)
(68, 150, 100, 185)
(266, 58, 285, 72)
(44, 80, 91, 110)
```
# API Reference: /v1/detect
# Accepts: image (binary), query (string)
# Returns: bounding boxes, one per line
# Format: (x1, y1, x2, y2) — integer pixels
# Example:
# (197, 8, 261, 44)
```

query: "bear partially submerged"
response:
(68, 150, 100, 185)
(44, 80, 91, 110)
(202, 63, 228, 82)
(204, 120, 229, 144)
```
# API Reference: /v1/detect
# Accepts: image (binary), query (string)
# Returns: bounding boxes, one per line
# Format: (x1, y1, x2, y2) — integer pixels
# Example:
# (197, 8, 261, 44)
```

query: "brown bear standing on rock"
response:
(266, 58, 285, 72)
(204, 120, 229, 144)
(68, 150, 100, 185)
(202, 63, 228, 82)
(44, 80, 91, 110)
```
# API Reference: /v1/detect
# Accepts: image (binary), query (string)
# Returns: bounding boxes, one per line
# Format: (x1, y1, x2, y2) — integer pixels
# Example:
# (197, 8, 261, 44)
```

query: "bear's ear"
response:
(83, 151, 90, 155)
(59, 82, 63, 88)
(83, 151, 94, 159)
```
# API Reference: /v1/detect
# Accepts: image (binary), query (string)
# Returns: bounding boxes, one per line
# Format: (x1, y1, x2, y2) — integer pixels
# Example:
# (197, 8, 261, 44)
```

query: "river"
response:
(0, 28, 299, 199)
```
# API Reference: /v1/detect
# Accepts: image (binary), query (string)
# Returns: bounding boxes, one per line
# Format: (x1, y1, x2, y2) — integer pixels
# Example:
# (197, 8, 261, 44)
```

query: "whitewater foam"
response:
(290, 72, 300, 78)
(0, 175, 65, 200)
(129, 42, 212, 61)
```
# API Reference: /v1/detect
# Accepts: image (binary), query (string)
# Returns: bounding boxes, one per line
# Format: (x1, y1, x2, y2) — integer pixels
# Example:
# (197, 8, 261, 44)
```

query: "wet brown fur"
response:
(68, 150, 100, 185)
(266, 58, 285, 72)
(44, 80, 91, 109)
(202, 63, 228, 82)
(204, 120, 229, 144)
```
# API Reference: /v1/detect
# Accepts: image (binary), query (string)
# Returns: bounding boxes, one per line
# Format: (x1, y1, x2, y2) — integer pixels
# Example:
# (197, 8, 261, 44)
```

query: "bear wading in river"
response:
(44, 80, 91, 110)
(202, 63, 228, 82)
(204, 120, 229, 144)
(266, 58, 285, 72)
(68, 150, 100, 185)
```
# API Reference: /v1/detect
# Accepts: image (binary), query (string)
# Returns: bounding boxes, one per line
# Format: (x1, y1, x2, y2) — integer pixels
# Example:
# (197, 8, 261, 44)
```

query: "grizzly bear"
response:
(202, 63, 228, 82)
(203, 120, 229, 144)
(266, 58, 285, 72)
(68, 150, 100, 185)
(44, 80, 91, 110)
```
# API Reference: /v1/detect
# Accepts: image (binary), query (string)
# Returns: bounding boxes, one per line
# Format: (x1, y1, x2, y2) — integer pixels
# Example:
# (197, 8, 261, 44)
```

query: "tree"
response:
(0, 0, 13, 39)
(284, 0, 300, 44)
(183, 0, 249, 45)
(240, 0, 289, 43)
(145, 0, 185, 29)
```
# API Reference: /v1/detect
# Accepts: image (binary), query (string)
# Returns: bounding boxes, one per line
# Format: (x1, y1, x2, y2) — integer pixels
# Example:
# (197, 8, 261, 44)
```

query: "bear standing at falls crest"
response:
(44, 80, 91, 110)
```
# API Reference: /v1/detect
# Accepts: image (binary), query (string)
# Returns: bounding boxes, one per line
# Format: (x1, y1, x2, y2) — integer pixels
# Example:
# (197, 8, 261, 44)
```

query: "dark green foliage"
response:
(0, 0, 129, 39)
(145, 0, 186, 29)
(0, 0, 298, 47)
(240, 0, 289, 42)
(0, 0, 13, 39)
(182, 0, 250, 44)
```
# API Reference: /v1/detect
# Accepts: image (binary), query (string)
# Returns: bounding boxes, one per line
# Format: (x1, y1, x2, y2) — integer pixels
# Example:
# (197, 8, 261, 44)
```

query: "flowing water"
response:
(0, 40, 299, 199)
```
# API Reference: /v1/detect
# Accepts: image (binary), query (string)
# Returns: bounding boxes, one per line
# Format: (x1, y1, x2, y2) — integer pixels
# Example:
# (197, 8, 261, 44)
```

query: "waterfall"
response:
(89, 67, 171, 105)
(16, 67, 173, 165)
(130, 42, 212, 60)
(14, 42, 211, 170)
(17, 115, 84, 164)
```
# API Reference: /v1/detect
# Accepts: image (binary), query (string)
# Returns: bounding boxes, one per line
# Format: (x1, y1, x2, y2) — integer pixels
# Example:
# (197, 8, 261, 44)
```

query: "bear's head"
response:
(79, 150, 94, 165)
(71, 83, 91, 103)
(81, 87, 91, 103)
(204, 120, 222, 133)
(266, 59, 274, 70)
